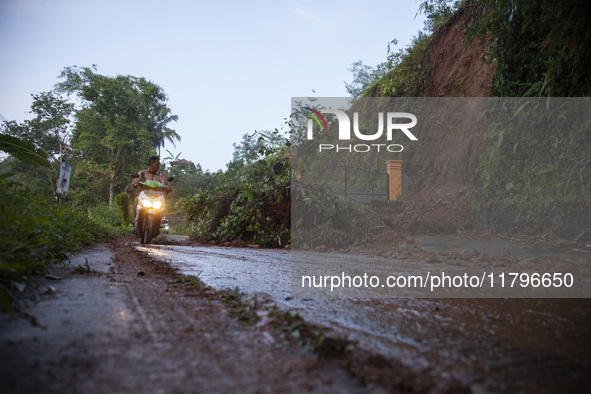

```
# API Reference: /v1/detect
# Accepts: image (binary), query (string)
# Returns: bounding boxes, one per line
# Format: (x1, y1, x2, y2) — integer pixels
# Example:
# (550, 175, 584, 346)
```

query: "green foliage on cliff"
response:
(465, 0, 591, 234)
(475, 98, 591, 235)
(345, 0, 458, 98)
(464, 0, 591, 97)
(368, 32, 432, 98)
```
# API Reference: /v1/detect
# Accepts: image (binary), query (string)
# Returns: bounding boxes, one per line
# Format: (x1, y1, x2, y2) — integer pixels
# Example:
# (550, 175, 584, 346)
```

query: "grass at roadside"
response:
(0, 181, 127, 322)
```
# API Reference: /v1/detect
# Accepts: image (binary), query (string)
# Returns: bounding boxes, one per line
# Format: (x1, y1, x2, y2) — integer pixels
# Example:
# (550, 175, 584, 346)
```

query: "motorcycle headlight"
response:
(153, 201, 163, 209)
(141, 199, 152, 208)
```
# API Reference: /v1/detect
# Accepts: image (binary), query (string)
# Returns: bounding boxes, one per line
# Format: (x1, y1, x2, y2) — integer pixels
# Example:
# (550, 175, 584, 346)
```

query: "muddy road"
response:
(1, 236, 590, 393)
(139, 240, 591, 393)
(1, 239, 367, 393)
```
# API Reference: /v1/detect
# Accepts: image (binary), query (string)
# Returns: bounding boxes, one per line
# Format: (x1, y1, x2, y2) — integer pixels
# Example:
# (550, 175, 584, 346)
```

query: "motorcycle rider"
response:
(131, 156, 172, 236)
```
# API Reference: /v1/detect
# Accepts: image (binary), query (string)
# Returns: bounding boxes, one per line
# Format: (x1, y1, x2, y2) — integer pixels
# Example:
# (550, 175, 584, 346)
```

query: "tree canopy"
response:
(1, 65, 180, 207)
(54, 66, 180, 205)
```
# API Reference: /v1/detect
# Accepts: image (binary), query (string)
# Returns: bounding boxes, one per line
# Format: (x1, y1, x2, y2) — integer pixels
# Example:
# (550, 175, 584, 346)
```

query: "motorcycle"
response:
(131, 174, 173, 244)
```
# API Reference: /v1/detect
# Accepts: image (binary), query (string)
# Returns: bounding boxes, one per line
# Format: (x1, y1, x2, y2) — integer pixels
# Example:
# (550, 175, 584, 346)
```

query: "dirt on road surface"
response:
(1, 236, 457, 393)
(1, 234, 590, 393)
(0, 231, 591, 393)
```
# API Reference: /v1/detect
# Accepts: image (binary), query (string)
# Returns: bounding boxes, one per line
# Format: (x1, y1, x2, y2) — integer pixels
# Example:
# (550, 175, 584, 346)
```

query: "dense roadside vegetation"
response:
(0, 133, 125, 320)
(178, 129, 291, 248)
(0, 178, 119, 320)
(0, 66, 181, 318)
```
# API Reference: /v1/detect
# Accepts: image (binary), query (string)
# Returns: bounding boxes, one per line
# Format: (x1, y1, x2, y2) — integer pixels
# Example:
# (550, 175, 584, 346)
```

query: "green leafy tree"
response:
(417, 0, 460, 32)
(55, 66, 178, 205)
(229, 129, 289, 173)
(344, 60, 390, 97)
(26, 91, 75, 159)
(162, 150, 220, 208)
(167, 162, 219, 202)
(1, 92, 74, 158)
(71, 106, 152, 205)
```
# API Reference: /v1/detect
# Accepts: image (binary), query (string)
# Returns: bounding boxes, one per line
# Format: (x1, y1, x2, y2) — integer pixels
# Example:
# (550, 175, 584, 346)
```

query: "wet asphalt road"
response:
(137, 241, 591, 392)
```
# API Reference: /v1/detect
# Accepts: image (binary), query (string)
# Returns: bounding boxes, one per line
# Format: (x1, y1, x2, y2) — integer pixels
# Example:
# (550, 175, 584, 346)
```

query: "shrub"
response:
(180, 155, 291, 247)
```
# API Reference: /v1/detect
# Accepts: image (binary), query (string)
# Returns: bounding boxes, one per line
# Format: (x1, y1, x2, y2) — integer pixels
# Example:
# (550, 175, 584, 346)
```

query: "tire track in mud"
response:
(123, 282, 158, 343)
(109, 253, 232, 392)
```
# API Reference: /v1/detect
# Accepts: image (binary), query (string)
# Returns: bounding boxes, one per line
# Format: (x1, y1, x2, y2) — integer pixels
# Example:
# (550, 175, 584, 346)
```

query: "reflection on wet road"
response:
(141, 245, 292, 300)
(137, 244, 591, 391)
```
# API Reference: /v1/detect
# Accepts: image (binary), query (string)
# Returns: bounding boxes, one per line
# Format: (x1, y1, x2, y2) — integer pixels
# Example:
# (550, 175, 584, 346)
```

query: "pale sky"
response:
(0, 0, 426, 171)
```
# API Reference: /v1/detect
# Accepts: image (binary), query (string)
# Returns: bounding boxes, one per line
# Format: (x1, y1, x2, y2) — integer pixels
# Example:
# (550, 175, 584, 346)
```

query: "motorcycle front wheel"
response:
(141, 214, 154, 244)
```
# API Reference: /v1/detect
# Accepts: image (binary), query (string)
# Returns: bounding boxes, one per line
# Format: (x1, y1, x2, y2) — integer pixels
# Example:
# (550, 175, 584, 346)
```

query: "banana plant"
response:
(0, 134, 51, 168)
